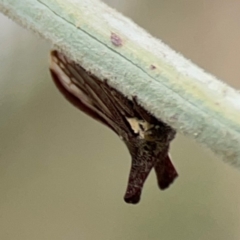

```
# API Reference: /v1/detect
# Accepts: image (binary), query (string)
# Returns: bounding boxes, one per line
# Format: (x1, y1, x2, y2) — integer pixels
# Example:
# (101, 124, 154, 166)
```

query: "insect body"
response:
(50, 50, 178, 204)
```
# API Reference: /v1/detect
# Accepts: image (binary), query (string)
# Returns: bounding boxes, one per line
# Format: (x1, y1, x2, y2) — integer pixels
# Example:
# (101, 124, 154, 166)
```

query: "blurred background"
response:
(1, 0, 240, 239)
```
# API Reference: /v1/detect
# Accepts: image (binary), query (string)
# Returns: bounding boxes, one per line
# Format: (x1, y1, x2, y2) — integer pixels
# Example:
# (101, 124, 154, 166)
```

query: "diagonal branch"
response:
(1, 0, 240, 167)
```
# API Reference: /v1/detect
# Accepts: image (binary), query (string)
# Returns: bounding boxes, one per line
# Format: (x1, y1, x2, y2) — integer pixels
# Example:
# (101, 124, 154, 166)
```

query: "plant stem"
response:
(1, 0, 240, 167)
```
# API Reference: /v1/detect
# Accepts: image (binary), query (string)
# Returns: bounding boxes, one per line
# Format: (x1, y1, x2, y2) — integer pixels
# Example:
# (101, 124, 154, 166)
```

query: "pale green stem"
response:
(1, 0, 240, 167)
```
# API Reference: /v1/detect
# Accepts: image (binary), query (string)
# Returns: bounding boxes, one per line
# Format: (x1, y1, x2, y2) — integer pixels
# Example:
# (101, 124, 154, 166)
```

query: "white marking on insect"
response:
(50, 58, 90, 103)
(126, 117, 154, 139)
(50, 57, 119, 130)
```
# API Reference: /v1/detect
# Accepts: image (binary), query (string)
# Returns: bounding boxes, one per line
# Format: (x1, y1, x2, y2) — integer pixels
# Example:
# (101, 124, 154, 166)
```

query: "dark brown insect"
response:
(49, 50, 178, 204)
